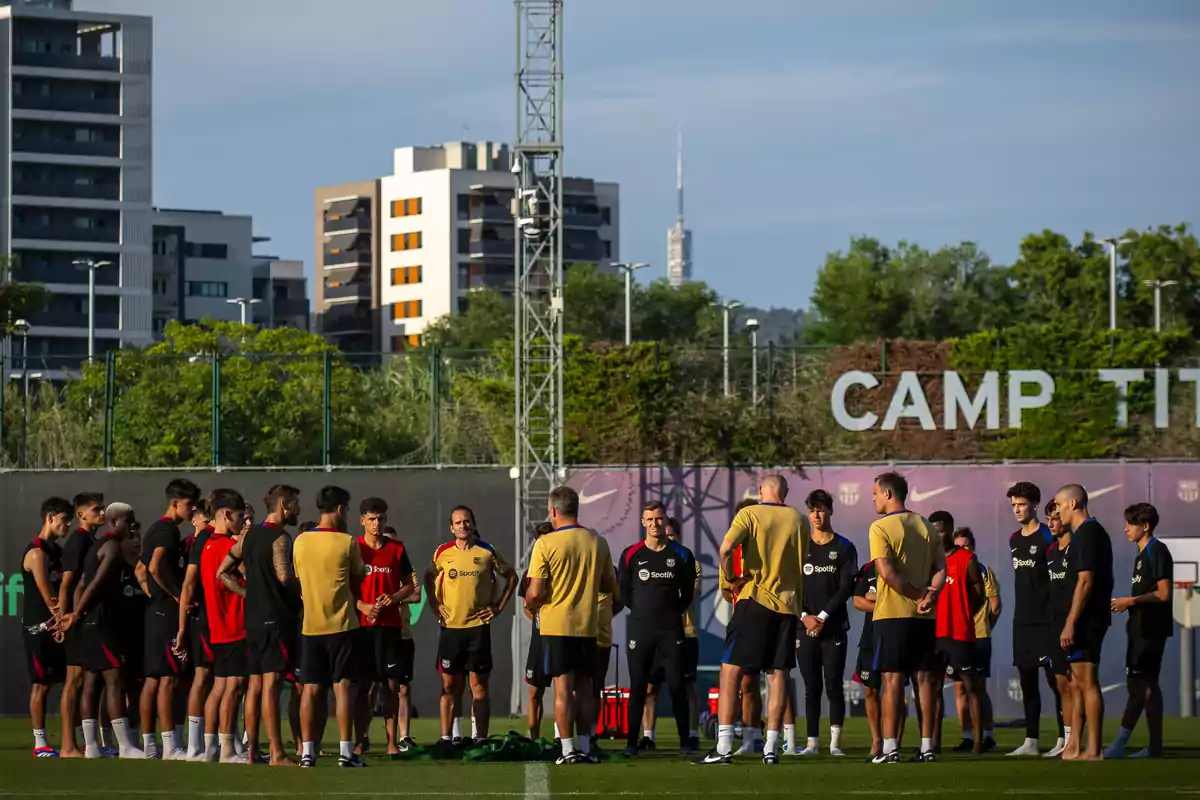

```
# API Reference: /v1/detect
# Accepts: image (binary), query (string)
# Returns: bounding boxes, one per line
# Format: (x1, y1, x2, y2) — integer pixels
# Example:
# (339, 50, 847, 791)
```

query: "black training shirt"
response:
(1046, 539, 1073, 627)
(1067, 518, 1114, 631)
(1010, 524, 1054, 626)
(21, 538, 62, 627)
(243, 522, 301, 632)
(853, 561, 878, 656)
(1129, 537, 1174, 641)
(801, 533, 858, 634)
(617, 540, 696, 634)
(140, 517, 185, 605)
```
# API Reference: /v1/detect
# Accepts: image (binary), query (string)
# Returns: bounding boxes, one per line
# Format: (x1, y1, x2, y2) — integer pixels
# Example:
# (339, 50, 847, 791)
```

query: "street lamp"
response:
(712, 300, 744, 398)
(1099, 237, 1131, 330)
(72, 258, 113, 364)
(11, 318, 30, 469)
(1143, 279, 1179, 333)
(226, 297, 262, 325)
(746, 318, 760, 405)
(612, 262, 649, 345)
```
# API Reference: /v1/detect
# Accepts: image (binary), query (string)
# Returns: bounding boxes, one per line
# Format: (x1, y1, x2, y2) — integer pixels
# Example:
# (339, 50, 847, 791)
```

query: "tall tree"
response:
(1122, 224, 1200, 334)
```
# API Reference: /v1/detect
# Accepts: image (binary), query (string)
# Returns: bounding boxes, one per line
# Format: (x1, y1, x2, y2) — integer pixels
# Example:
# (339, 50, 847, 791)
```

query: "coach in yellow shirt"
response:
(704, 473, 808, 765)
(291, 486, 368, 768)
(867, 472, 946, 764)
(526, 486, 615, 765)
(425, 505, 517, 743)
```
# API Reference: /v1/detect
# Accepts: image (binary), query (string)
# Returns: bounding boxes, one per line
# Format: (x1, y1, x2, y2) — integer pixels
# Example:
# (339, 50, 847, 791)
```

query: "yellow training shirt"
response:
(974, 563, 1000, 639)
(721, 504, 808, 617)
(529, 526, 613, 638)
(868, 511, 939, 622)
(293, 528, 364, 636)
(431, 538, 511, 629)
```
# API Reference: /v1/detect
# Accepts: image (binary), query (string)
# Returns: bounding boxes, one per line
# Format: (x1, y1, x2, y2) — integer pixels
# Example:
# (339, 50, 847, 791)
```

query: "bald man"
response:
(704, 474, 809, 765)
(1054, 485, 1113, 761)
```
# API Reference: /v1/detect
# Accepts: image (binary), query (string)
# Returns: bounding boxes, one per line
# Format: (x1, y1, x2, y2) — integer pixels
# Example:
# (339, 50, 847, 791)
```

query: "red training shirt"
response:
(936, 547, 976, 643)
(201, 532, 245, 644)
(356, 536, 414, 628)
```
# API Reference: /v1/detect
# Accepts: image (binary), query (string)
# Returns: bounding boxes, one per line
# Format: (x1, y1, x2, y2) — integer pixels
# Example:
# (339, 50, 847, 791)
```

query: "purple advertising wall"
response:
(567, 463, 1200, 717)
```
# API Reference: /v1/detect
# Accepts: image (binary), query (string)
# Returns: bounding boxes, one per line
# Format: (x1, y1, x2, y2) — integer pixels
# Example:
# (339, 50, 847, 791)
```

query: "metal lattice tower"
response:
(510, 0, 564, 713)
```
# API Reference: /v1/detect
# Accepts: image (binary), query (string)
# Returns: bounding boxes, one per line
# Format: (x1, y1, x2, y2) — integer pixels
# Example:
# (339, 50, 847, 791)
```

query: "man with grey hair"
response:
(1054, 484, 1113, 761)
(705, 472, 808, 765)
(525, 485, 616, 765)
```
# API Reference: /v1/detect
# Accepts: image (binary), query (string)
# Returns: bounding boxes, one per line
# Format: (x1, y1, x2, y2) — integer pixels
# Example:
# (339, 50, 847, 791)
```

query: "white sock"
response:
(806, 736, 819, 749)
(1064, 726, 1072, 744)
(187, 717, 203, 754)
(111, 719, 136, 751)
(882, 737, 897, 755)
(560, 737, 574, 757)
(162, 729, 177, 753)
(764, 729, 779, 756)
(142, 733, 159, 757)
(441, 735, 451, 741)
(553, 722, 562, 739)
(82, 719, 100, 751)
(643, 728, 655, 742)
(205, 733, 218, 754)
(302, 741, 315, 757)
(920, 737, 933, 754)
(452, 718, 462, 739)
(830, 725, 843, 750)
(576, 735, 591, 755)
(717, 724, 734, 756)
(34, 729, 49, 749)
(340, 740, 353, 758)
(1113, 726, 1133, 747)
(962, 730, 975, 741)
(783, 724, 796, 753)
(471, 716, 479, 740)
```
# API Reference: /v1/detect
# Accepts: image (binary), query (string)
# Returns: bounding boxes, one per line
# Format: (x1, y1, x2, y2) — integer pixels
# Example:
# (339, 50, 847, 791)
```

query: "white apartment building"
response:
(318, 141, 619, 354)
(1, 0, 153, 374)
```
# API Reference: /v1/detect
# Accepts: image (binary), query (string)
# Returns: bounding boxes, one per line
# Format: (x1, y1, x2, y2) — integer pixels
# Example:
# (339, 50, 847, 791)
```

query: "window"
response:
(601, 207, 612, 225)
(457, 195, 471, 221)
(390, 197, 423, 217)
(185, 281, 228, 298)
(152, 278, 168, 295)
(391, 231, 422, 252)
(153, 240, 167, 255)
(198, 243, 228, 259)
(392, 300, 422, 320)
(391, 265, 422, 285)
(153, 317, 168, 334)
(457, 229, 471, 253)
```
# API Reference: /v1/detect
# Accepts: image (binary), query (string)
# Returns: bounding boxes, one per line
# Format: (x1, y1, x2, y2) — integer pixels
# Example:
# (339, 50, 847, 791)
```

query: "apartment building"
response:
(315, 140, 619, 355)
(1, 0, 153, 373)
(252, 257, 308, 331)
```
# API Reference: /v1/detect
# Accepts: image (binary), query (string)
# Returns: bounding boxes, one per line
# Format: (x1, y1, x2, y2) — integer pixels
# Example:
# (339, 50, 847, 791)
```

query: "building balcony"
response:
(324, 214, 371, 234)
(324, 248, 372, 267)
(322, 312, 373, 334)
(29, 311, 120, 330)
(468, 239, 515, 258)
(13, 180, 120, 201)
(324, 284, 371, 301)
(13, 223, 119, 243)
(13, 94, 121, 116)
(13, 261, 120, 285)
(565, 212, 604, 228)
(12, 51, 121, 72)
(468, 205, 511, 223)
(270, 298, 310, 317)
(13, 138, 121, 158)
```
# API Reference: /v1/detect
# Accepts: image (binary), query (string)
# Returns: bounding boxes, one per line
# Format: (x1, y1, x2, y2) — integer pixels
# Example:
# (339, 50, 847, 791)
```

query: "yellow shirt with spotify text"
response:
(430, 538, 511, 629)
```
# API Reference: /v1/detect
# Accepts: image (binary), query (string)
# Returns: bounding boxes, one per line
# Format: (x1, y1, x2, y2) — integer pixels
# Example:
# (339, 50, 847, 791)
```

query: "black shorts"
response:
(301, 630, 359, 686)
(24, 627, 66, 685)
(936, 638, 977, 680)
(367, 627, 414, 683)
(212, 640, 248, 679)
(80, 613, 125, 673)
(1013, 623, 1054, 670)
(526, 626, 550, 688)
(872, 617, 937, 674)
(1066, 623, 1108, 666)
(970, 638, 993, 678)
(63, 625, 85, 668)
(247, 625, 300, 680)
(682, 637, 700, 682)
(437, 625, 492, 676)
(189, 612, 214, 670)
(853, 648, 880, 690)
(542, 635, 596, 679)
(595, 642, 613, 686)
(1125, 635, 1166, 680)
(144, 599, 184, 678)
(723, 600, 798, 672)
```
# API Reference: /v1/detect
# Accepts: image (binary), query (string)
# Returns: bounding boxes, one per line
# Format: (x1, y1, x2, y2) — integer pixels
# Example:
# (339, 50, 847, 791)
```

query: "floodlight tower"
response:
(511, 0, 564, 713)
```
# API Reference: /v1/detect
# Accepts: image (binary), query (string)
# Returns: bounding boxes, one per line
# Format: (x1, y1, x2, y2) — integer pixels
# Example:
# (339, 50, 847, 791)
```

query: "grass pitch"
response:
(2, 716, 1200, 798)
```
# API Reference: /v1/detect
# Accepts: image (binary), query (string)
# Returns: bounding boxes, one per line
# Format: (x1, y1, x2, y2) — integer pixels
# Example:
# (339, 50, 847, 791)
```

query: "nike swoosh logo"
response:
(1101, 683, 1122, 694)
(387, 664, 397, 669)
(1089, 484, 1122, 499)
(579, 489, 618, 505)
(637, 560, 648, 566)
(909, 486, 953, 503)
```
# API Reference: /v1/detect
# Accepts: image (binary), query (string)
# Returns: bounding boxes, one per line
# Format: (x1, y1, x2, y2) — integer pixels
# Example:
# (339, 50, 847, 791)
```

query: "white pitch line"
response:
(524, 762, 550, 800)
(5, 789, 1200, 799)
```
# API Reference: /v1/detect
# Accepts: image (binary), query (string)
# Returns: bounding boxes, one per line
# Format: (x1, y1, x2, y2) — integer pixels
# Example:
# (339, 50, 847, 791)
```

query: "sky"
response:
(87, 0, 1200, 311)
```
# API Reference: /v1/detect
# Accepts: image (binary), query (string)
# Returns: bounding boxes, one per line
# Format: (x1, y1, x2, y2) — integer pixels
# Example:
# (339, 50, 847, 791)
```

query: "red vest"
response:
(936, 547, 976, 642)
